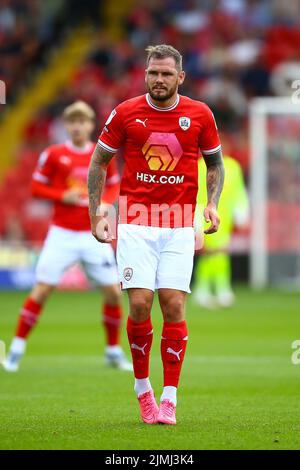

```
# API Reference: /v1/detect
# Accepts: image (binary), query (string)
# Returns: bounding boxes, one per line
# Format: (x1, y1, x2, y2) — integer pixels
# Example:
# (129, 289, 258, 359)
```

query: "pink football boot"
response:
(157, 399, 177, 425)
(138, 390, 159, 424)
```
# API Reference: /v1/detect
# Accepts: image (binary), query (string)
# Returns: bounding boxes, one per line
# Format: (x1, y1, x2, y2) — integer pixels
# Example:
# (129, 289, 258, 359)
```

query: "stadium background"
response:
(1, 0, 300, 450)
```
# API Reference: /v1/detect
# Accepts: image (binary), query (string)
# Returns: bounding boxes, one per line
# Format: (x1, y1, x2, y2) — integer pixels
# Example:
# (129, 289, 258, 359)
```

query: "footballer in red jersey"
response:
(4, 101, 132, 373)
(98, 92, 220, 228)
(88, 46, 224, 425)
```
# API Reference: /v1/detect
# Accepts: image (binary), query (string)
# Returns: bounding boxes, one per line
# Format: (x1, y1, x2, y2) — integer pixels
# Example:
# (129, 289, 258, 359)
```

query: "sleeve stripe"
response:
(201, 144, 221, 155)
(32, 172, 49, 183)
(97, 139, 118, 153)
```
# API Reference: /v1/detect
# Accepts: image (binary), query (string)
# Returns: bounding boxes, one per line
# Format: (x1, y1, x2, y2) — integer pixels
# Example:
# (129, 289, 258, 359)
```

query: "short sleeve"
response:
(198, 105, 221, 156)
(32, 148, 55, 183)
(98, 104, 126, 153)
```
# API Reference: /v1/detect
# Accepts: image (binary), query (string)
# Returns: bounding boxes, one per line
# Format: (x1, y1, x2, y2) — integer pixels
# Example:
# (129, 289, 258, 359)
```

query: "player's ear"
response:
(178, 70, 185, 86)
(144, 69, 148, 83)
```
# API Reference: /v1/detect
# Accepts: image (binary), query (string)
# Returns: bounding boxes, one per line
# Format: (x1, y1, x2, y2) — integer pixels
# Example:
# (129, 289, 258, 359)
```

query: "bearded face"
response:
(145, 57, 185, 103)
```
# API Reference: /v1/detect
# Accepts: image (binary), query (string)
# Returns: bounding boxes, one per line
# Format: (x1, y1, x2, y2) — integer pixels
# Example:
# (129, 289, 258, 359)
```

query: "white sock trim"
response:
(105, 345, 122, 355)
(10, 337, 26, 354)
(161, 386, 177, 406)
(134, 378, 152, 397)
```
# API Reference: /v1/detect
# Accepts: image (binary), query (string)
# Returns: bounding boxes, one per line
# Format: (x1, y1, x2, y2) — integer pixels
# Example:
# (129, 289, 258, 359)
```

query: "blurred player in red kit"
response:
(3, 101, 132, 373)
(88, 45, 224, 425)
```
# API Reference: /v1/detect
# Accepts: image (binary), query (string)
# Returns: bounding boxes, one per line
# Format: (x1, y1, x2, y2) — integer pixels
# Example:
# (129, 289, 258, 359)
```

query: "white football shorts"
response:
(117, 224, 195, 293)
(36, 225, 118, 286)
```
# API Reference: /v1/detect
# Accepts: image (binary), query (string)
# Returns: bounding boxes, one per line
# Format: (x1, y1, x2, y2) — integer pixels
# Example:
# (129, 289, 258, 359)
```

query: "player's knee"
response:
(162, 297, 185, 322)
(31, 283, 54, 304)
(102, 284, 121, 306)
(129, 297, 152, 321)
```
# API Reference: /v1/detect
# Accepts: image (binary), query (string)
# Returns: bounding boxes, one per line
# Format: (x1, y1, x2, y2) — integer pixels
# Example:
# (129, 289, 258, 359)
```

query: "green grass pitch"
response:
(1, 287, 300, 450)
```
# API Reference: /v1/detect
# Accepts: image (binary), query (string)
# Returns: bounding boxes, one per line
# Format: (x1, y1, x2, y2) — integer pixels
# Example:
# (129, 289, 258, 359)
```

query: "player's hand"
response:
(91, 215, 113, 243)
(203, 202, 220, 234)
(62, 188, 83, 205)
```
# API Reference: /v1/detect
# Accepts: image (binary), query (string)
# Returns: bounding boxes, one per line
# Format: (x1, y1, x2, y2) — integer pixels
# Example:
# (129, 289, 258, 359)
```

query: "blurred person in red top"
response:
(3, 101, 132, 373)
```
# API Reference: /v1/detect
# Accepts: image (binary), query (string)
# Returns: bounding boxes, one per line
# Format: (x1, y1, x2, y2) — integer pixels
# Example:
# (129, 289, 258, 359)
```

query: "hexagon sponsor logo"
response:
(142, 133, 183, 172)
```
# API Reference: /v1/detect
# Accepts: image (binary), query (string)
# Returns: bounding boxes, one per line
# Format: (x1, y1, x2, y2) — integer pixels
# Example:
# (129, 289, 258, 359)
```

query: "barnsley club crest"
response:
(179, 116, 191, 131)
(124, 267, 133, 281)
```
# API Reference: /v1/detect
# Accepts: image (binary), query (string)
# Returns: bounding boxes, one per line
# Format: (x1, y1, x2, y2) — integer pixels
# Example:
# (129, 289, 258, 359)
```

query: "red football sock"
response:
(102, 304, 122, 346)
(15, 297, 42, 339)
(127, 316, 153, 379)
(161, 320, 188, 387)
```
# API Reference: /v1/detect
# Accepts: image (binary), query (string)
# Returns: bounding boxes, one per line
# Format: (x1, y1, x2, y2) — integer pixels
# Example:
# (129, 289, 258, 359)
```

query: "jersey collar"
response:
(146, 93, 180, 111)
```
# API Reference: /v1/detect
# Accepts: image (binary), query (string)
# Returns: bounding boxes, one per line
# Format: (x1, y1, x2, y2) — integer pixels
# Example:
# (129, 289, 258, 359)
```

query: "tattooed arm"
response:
(88, 144, 115, 243)
(203, 150, 225, 234)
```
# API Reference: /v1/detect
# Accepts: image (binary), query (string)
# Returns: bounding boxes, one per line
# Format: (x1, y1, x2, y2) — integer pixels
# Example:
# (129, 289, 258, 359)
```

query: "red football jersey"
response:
(98, 94, 221, 228)
(32, 140, 120, 231)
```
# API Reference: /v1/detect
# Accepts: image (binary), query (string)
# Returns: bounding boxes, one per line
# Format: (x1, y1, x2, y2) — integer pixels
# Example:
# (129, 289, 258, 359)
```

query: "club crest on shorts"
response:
(124, 267, 133, 281)
(179, 116, 190, 131)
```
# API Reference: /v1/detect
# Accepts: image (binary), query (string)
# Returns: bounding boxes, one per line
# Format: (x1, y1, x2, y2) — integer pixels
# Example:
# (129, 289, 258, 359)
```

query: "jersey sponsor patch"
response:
(136, 172, 184, 184)
(142, 132, 183, 171)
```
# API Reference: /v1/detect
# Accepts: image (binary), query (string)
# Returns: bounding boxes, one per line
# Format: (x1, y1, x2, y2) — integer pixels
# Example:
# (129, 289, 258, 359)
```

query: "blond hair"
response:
(146, 44, 183, 71)
(63, 100, 95, 121)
